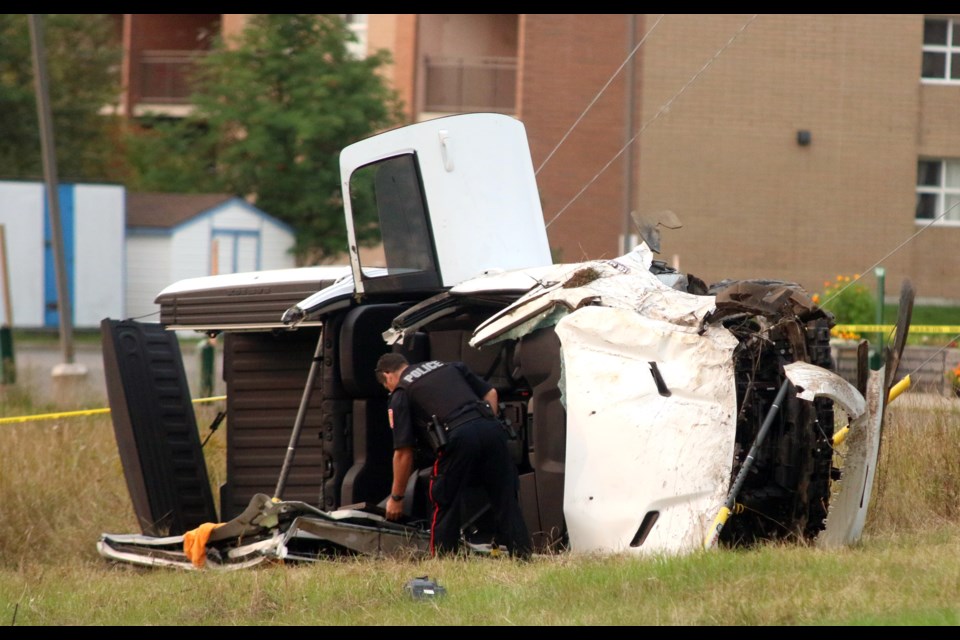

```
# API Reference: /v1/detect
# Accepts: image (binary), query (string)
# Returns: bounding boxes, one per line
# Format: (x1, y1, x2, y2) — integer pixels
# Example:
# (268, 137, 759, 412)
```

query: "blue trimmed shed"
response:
(125, 192, 296, 320)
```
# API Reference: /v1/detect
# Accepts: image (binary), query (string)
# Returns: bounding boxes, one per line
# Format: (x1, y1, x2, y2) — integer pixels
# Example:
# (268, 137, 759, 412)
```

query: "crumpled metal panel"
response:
(283, 516, 430, 559)
(817, 366, 885, 548)
(784, 361, 866, 420)
(97, 505, 431, 569)
(557, 306, 738, 555)
(470, 243, 708, 349)
(703, 279, 827, 327)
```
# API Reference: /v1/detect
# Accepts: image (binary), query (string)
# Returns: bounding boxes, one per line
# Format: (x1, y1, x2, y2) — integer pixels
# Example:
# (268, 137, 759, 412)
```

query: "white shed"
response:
(124, 193, 296, 320)
(0, 180, 125, 329)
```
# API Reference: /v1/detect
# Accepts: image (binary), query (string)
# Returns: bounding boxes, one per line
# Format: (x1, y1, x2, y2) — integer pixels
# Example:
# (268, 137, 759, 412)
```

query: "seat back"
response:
(338, 304, 410, 507)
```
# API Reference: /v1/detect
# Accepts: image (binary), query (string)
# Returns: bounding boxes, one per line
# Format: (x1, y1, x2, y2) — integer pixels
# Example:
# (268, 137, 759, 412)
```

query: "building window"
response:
(921, 17, 960, 82)
(343, 14, 368, 59)
(916, 159, 960, 224)
(423, 56, 517, 115)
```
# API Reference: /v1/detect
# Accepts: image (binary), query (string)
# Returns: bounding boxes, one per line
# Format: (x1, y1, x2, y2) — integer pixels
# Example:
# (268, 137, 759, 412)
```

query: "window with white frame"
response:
(916, 159, 960, 223)
(922, 17, 960, 81)
(343, 14, 368, 59)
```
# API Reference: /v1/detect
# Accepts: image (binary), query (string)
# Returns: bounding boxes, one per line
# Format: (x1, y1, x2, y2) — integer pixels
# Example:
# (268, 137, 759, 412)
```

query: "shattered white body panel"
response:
(558, 306, 738, 555)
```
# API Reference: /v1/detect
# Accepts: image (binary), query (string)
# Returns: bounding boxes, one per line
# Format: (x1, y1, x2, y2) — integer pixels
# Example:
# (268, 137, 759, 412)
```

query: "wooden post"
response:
(0, 225, 12, 327)
(0, 224, 14, 384)
(29, 14, 77, 367)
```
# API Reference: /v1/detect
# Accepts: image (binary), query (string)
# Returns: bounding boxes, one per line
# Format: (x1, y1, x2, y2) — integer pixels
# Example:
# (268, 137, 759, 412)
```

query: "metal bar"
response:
(704, 378, 790, 548)
(273, 330, 324, 499)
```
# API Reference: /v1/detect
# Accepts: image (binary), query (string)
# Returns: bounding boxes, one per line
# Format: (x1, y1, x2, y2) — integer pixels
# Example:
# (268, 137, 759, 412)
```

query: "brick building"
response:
(116, 14, 960, 303)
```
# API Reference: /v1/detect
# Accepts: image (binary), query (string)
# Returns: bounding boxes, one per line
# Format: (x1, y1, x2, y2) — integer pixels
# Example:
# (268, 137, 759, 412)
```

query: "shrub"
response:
(814, 274, 876, 340)
(946, 363, 960, 395)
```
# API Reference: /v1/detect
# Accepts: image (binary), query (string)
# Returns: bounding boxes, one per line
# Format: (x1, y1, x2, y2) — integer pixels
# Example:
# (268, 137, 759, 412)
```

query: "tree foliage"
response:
(0, 14, 124, 183)
(128, 14, 404, 264)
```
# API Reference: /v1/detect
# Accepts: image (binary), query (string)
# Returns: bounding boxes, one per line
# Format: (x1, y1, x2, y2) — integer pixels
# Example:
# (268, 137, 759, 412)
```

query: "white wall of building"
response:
(0, 181, 45, 327)
(125, 233, 171, 321)
(74, 185, 125, 326)
(261, 218, 297, 269)
(0, 181, 124, 329)
(169, 217, 211, 285)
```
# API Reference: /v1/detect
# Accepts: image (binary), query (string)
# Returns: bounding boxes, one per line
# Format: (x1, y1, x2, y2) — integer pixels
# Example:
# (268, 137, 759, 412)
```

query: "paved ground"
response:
(4, 339, 223, 409)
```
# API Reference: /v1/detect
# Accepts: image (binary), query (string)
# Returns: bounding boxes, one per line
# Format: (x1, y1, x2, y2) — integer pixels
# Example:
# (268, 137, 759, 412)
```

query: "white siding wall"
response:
(172, 200, 295, 277)
(261, 218, 297, 269)
(210, 202, 261, 230)
(235, 234, 258, 272)
(0, 182, 45, 327)
(125, 233, 172, 320)
(74, 185, 125, 326)
(169, 217, 211, 284)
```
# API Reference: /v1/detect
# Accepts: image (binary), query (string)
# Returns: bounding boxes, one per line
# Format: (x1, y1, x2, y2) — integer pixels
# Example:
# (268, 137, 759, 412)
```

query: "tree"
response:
(0, 14, 124, 183)
(129, 14, 404, 264)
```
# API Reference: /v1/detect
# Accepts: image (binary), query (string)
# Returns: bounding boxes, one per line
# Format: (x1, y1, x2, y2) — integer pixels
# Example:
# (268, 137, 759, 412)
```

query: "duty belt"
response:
(427, 402, 495, 452)
(443, 407, 485, 433)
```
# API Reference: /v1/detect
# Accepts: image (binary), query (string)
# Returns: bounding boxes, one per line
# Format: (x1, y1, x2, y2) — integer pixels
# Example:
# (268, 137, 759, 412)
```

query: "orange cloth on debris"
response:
(183, 522, 225, 568)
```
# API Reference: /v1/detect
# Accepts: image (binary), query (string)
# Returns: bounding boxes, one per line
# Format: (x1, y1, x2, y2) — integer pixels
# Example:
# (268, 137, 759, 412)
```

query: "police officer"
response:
(374, 352, 532, 559)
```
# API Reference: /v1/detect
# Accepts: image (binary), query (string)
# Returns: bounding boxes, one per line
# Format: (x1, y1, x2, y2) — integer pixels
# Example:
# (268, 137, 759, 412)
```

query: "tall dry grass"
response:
(868, 400, 960, 533)
(0, 382, 227, 568)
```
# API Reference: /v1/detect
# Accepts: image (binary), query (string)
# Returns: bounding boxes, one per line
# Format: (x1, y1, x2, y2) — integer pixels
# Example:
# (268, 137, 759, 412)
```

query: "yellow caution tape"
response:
(833, 325, 960, 334)
(0, 395, 226, 425)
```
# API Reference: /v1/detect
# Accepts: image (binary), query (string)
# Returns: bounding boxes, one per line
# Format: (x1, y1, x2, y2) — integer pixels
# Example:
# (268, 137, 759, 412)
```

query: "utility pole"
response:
(622, 14, 638, 254)
(29, 14, 87, 395)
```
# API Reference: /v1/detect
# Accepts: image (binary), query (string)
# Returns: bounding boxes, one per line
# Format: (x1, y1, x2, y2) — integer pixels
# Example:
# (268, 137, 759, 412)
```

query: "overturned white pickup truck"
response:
(98, 113, 913, 568)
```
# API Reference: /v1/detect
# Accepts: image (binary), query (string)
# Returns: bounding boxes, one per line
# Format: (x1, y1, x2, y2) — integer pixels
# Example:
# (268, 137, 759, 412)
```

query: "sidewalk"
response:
(4, 339, 221, 407)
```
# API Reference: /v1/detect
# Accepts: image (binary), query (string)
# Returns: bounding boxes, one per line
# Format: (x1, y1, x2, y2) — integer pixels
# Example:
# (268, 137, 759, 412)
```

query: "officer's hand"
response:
(386, 495, 404, 521)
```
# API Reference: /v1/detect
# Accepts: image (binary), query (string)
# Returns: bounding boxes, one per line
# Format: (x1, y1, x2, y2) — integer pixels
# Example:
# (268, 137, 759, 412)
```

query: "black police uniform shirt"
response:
(388, 361, 493, 450)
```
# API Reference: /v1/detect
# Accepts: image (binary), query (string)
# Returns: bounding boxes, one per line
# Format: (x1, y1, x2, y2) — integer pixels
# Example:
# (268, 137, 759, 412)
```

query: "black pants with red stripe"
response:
(428, 417, 532, 558)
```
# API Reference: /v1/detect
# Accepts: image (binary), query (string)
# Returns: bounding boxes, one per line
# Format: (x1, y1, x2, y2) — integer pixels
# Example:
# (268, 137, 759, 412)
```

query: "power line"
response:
(545, 14, 758, 229)
(902, 336, 960, 379)
(821, 198, 960, 307)
(535, 14, 665, 177)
